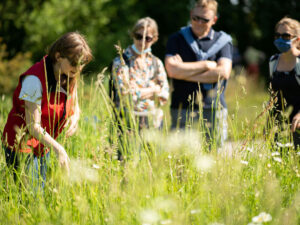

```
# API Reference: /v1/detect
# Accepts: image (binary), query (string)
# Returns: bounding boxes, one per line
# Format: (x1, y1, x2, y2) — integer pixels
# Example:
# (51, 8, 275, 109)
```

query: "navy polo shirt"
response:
(166, 27, 233, 110)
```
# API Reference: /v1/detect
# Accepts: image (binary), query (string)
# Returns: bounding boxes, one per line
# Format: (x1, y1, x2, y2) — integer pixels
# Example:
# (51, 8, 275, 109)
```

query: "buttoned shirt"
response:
(112, 46, 169, 113)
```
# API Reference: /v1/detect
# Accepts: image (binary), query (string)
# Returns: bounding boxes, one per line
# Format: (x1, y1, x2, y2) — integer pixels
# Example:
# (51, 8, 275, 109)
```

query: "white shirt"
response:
(19, 75, 43, 105)
(19, 75, 67, 105)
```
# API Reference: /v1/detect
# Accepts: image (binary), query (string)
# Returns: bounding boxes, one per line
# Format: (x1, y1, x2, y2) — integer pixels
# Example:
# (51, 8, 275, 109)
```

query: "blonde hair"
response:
(130, 17, 159, 42)
(275, 17, 300, 37)
(192, 0, 218, 15)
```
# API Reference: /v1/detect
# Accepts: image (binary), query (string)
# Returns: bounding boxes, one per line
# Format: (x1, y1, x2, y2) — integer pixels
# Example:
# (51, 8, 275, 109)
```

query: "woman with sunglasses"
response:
(2, 32, 92, 186)
(269, 17, 300, 149)
(112, 17, 169, 130)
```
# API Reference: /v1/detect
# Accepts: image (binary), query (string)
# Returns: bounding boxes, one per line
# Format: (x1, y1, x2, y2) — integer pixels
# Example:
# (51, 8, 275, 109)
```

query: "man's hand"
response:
(206, 61, 217, 70)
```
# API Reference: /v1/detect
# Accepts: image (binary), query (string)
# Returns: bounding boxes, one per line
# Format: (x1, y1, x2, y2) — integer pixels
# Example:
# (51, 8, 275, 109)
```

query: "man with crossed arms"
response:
(165, 0, 233, 148)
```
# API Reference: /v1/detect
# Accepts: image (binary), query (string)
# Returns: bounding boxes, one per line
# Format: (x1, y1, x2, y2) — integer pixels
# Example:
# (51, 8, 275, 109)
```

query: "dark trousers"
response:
(293, 131, 300, 150)
(170, 108, 228, 148)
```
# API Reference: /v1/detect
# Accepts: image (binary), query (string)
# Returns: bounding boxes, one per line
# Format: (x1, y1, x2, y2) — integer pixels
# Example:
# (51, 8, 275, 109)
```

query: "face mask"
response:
(273, 37, 296, 53)
(131, 44, 151, 55)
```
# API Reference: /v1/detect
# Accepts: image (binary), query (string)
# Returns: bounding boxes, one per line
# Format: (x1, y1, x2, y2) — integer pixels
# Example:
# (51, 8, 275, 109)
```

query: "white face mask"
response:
(131, 44, 152, 55)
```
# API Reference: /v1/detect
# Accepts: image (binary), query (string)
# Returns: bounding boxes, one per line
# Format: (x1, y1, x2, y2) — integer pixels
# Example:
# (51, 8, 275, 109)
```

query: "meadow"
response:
(0, 73, 299, 225)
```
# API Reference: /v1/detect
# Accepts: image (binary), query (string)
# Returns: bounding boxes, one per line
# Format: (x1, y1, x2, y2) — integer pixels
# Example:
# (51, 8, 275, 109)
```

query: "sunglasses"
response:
(274, 32, 295, 40)
(133, 33, 154, 42)
(191, 15, 211, 23)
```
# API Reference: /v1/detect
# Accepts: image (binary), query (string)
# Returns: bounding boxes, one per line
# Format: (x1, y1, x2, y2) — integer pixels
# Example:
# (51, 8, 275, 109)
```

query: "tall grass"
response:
(0, 74, 299, 225)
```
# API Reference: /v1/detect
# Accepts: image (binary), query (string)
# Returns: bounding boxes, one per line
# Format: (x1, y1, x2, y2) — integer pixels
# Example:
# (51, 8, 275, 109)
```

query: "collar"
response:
(190, 27, 214, 41)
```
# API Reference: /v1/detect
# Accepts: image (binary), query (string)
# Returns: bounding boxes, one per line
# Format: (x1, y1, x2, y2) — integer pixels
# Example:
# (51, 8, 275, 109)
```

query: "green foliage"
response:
(1, 0, 300, 77)
(0, 38, 32, 94)
(8, 0, 141, 72)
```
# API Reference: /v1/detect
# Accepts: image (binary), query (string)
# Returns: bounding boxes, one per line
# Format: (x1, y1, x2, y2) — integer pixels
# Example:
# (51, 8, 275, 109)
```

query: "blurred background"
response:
(0, 0, 299, 95)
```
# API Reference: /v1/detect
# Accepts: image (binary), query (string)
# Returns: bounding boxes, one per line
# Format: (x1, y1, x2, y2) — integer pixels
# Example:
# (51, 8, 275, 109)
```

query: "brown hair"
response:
(48, 32, 92, 93)
(130, 17, 159, 42)
(192, 0, 218, 16)
(48, 31, 92, 66)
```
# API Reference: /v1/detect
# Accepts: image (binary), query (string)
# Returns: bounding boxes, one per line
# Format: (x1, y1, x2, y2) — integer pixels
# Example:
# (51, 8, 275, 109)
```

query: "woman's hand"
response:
(65, 114, 79, 137)
(291, 112, 300, 132)
(291, 37, 300, 56)
(57, 146, 70, 173)
(65, 97, 80, 137)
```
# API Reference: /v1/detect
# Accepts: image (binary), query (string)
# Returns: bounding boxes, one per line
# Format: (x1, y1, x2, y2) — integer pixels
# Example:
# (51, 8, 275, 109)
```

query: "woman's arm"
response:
(152, 59, 169, 106)
(291, 111, 300, 132)
(25, 101, 70, 172)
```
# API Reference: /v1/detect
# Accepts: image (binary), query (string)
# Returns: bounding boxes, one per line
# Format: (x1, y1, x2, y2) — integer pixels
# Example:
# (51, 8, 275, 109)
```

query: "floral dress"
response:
(112, 46, 169, 127)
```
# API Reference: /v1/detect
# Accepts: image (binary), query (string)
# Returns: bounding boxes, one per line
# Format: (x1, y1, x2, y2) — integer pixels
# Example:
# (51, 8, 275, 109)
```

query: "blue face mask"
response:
(273, 38, 294, 53)
(131, 44, 151, 55)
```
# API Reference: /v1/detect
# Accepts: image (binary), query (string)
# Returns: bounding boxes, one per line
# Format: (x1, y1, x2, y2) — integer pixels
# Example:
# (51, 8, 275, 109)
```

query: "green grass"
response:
(0, 75, 299, 225)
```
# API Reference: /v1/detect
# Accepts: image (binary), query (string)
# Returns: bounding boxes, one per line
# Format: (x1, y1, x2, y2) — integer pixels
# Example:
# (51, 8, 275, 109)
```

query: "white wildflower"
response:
(297, 152, 300, 156)
(69, 159, 99, 183)
(92, 164, 100, 169)
(246, 147, 254, 153)
(241, 160, 249, 165)
(195, 155, 214, 172)
(276, 142, 293, 148)
(283, 143, 293, 147)
(271, 152, 280, 156)
(190, 209, 201, 214)
(273, 157, 282, 163)
(252, 212, 272, 223)
(140, 209, 160, 225)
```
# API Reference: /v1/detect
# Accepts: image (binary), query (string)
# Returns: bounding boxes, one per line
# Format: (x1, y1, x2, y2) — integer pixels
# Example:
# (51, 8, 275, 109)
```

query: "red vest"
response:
(2, 56, 74, 156)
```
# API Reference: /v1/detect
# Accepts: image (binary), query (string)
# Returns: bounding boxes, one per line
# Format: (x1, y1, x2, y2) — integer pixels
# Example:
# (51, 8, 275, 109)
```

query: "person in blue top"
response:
(165, 0, 233, 148)
(269, 17, 300, 149)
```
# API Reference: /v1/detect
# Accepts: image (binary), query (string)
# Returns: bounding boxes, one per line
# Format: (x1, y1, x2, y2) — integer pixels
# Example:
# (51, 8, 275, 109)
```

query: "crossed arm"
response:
(112, 60, 169, 104)
(165, 54, 232, 83)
